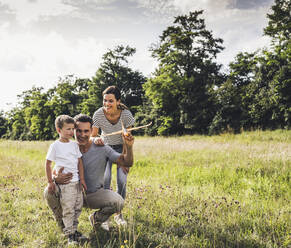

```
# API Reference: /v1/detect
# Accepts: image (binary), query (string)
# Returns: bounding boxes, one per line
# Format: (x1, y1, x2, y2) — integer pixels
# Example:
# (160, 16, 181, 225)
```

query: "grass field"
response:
(0, 130, 290, 248)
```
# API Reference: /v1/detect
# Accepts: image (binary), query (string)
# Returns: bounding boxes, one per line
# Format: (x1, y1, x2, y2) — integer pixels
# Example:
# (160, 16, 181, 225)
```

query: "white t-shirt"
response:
(46, 140, 82, 182)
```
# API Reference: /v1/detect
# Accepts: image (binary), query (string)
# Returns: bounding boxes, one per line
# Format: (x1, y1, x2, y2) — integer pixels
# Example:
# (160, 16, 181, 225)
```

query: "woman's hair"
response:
(102, 85, 128, 110)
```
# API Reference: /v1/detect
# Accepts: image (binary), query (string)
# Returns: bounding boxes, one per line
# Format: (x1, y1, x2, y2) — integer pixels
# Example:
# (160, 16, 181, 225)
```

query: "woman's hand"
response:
(93, 137, 104, 146)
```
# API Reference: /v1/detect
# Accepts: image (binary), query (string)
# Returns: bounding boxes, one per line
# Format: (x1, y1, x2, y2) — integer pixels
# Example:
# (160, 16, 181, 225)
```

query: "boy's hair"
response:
(74, 114, 93, 127)
(55, 115, 75, 129)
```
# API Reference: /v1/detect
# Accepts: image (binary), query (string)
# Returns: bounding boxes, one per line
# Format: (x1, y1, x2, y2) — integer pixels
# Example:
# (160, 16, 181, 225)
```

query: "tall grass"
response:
(0, 130, 290, 247)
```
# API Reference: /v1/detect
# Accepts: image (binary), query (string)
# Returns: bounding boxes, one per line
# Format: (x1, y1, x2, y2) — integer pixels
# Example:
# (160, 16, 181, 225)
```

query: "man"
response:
(43, 114, 134, 237)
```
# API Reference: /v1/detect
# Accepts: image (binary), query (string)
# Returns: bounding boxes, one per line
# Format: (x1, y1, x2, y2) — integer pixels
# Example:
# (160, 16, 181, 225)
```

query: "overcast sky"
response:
(0, 0, 273, 112)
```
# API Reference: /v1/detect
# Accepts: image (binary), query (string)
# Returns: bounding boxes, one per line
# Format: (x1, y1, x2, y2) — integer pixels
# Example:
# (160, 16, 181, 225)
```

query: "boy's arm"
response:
(45, 159, 55, 194)
(78, 158, 87, 190)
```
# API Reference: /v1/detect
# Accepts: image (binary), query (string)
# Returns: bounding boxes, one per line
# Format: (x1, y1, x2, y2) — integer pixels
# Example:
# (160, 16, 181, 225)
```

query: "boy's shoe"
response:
(100, 219, 110, 231)
(89, 212, 101, 230)
(114, 214, 127, 226)
(74, 231, 87, 241)
(67, 233, 78, 246)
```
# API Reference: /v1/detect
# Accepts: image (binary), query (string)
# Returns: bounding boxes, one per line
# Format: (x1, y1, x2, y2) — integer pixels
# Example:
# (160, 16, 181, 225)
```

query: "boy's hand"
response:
(48, 182, 56, 194)
(80, 179, 87, 191)
(93, 137, 104, 146)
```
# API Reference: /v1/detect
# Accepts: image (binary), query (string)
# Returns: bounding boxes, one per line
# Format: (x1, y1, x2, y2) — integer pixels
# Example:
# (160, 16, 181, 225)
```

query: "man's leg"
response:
(43, 184, 64, 229)
(85, 188, 124, 223)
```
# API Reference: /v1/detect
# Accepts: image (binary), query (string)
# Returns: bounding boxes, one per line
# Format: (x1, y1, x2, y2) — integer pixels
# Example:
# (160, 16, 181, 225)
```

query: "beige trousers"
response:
(44, 184, 124, 230)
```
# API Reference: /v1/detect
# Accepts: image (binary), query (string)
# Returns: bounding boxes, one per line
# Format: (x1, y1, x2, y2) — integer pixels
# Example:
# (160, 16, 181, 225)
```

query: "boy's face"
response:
(57, 122, 74, 140)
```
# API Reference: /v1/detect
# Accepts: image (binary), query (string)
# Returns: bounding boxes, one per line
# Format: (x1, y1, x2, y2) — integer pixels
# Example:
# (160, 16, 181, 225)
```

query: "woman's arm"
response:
(91, 126, 99, 137)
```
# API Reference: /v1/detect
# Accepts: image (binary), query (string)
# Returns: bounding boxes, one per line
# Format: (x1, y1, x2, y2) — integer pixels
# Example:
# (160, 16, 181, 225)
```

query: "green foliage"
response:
(91, 45, 146, 115)
(210, 0, 291, 134)
(144, 11, 224, 135)
(0, 111, 8, 138)
(1, 1, 290, 138)
(264, 0, 291, 41)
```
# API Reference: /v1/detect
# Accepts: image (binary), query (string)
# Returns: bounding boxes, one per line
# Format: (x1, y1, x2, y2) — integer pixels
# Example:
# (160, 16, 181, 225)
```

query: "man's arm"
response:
(115, 133, 134, 167)
(53, 167, 73, 184)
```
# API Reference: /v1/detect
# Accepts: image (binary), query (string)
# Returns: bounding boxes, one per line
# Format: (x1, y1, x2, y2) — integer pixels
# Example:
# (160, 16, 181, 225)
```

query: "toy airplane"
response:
(100, 121, 152, 137)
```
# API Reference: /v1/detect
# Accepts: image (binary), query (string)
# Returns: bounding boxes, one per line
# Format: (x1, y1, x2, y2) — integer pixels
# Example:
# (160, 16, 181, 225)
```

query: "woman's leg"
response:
(103, 160, 112, 190)
(117, 166, 127, 199)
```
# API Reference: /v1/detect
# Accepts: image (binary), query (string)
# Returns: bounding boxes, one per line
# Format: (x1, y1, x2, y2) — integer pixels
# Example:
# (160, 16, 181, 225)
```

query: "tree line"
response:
(0, 0, 290, 140)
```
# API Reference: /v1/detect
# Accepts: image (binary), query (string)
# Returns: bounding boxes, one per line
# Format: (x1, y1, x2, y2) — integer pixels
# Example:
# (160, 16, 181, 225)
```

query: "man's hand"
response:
(54, 167, 73, 184)
(122, 132, 134, 147)
(119, 165, 130, 174)
(47, 182, 56, 194)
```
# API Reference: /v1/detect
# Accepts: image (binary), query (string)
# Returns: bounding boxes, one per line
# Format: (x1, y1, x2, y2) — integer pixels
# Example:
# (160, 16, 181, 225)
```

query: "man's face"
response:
(74, 121, 92, 146)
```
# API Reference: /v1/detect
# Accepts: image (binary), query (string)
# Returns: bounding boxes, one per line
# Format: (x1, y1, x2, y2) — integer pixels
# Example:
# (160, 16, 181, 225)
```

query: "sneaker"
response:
(67, 233, 78, 246)
(74, 231, 87, 241)
(89, 212, 101, 230)
(100, 219, 110, 231)
(114, 214, 127, 226)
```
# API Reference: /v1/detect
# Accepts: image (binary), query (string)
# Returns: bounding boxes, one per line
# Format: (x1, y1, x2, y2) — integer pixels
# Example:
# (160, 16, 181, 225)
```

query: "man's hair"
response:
(55, 115, 75, 129)
(74, 114, 93, 127)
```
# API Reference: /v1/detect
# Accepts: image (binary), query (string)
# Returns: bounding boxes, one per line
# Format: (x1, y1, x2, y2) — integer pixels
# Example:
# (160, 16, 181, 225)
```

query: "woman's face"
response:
(103, 93, 120, 113)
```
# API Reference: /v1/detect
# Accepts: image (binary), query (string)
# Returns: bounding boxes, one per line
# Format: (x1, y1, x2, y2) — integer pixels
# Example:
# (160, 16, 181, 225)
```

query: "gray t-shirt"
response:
(82, 143, 120, 193)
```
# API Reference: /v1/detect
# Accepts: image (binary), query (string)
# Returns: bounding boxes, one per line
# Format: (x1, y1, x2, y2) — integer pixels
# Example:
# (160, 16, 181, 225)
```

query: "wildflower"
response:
(124, 240, 128, 244)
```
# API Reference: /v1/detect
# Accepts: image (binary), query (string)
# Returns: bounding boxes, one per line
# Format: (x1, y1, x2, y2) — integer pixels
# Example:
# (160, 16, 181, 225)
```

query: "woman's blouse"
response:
(92, 107, 135, 145)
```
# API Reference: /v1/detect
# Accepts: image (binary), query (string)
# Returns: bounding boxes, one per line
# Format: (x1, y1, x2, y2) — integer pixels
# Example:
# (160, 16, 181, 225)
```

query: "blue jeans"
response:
(104, 144, 127, 199)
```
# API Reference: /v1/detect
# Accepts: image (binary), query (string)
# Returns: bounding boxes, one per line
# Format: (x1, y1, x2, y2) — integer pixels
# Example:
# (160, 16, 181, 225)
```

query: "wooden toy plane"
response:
(100, 121, 152, 137)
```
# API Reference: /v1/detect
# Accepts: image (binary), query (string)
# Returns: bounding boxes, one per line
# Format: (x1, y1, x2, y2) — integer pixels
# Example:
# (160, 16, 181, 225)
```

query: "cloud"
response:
(0, 25, 109, 110)
(0, 0, 76, 25)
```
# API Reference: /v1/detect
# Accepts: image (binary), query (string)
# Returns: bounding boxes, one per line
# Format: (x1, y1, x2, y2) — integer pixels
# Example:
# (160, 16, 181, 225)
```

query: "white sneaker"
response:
(114, 214, 127, 226)
(100, 219, 110, 231)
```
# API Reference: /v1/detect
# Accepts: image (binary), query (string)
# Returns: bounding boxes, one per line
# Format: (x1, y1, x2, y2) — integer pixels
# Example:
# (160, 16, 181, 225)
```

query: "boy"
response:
(45, 115, 87, 245)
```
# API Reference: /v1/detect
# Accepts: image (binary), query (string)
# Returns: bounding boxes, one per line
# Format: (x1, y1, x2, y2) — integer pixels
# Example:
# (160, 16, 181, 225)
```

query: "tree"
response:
(88, 45, 146, 116)
(144, 11, 224, 134)
(264, 0, 291, 41)
(0, 111, 8, 138)
(209, 52, 258, 133)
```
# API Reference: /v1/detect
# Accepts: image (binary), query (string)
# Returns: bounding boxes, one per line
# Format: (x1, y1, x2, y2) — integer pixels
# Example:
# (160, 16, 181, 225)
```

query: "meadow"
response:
(0, 130, 290, 248)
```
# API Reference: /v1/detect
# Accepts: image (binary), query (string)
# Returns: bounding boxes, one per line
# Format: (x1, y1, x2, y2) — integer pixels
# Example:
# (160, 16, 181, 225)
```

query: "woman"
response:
(92, 85, 134, 230)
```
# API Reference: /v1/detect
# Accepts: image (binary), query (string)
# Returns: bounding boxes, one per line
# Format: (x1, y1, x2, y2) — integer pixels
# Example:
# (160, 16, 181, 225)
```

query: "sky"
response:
(0, 0, 274, 112)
